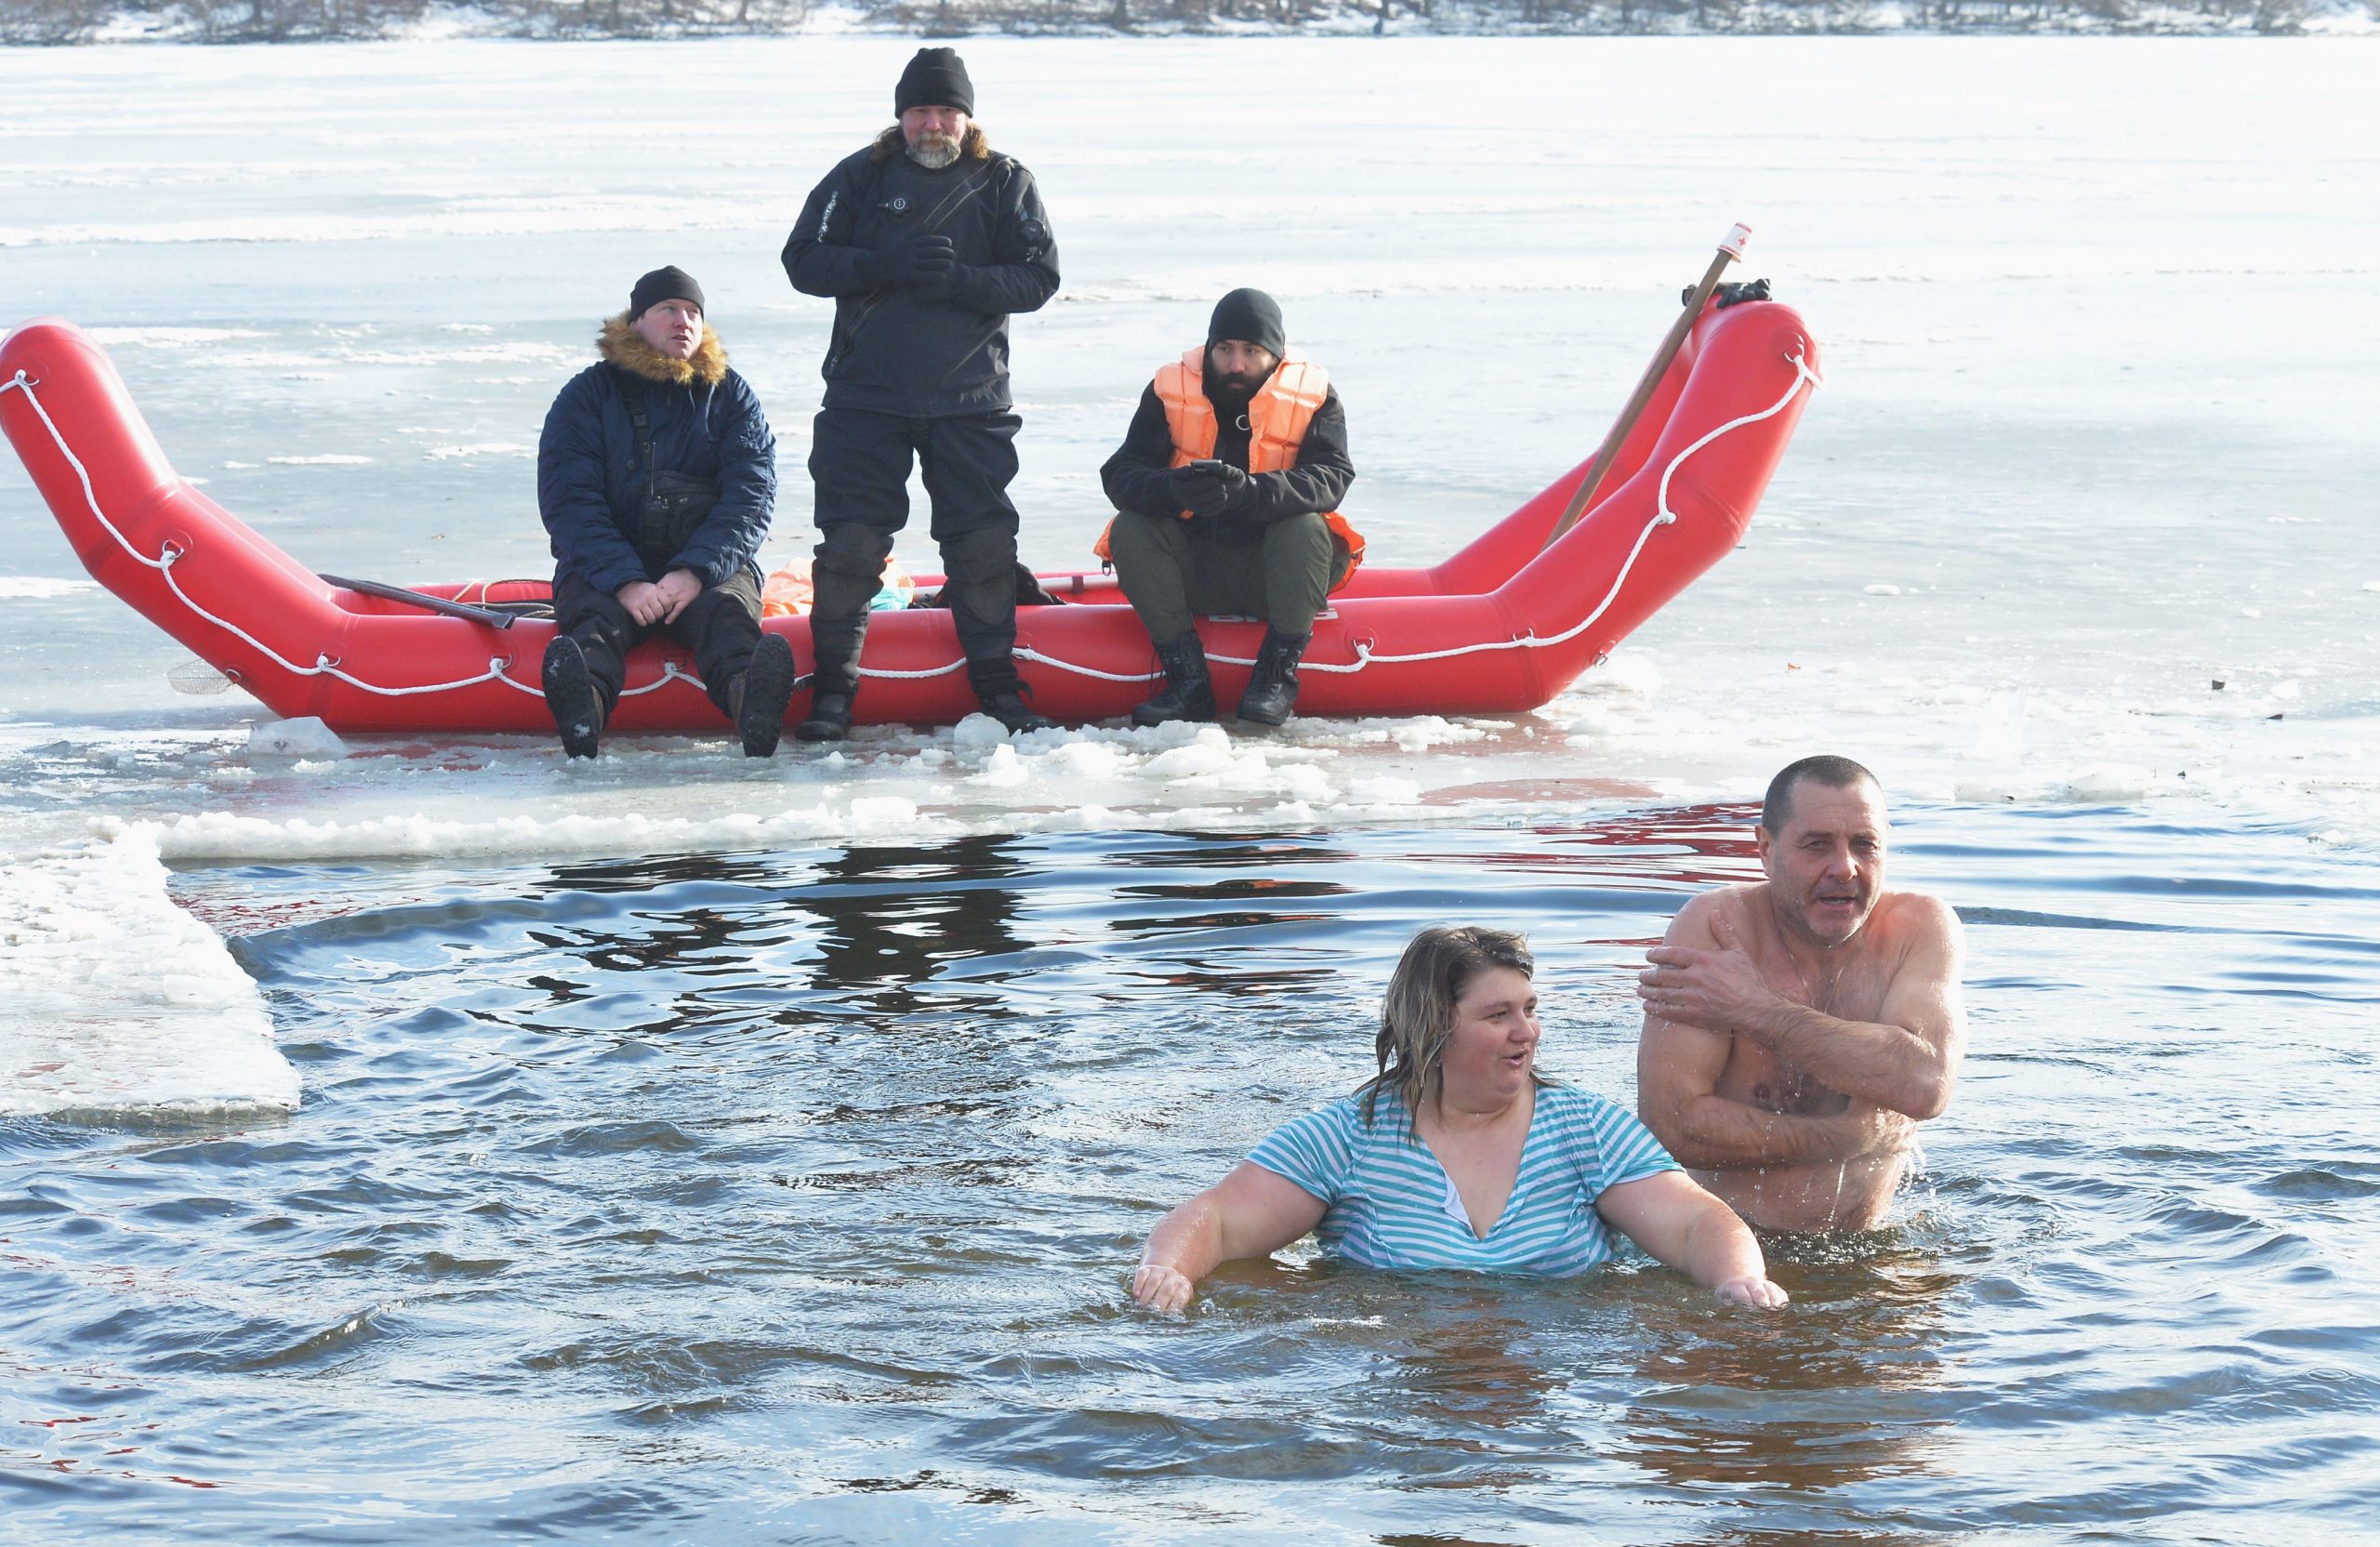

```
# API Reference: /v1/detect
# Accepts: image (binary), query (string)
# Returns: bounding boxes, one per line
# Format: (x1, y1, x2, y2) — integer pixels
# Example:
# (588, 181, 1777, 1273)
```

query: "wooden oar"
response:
(319, 573, 521, 629)
(1540, 223, 1752, 550)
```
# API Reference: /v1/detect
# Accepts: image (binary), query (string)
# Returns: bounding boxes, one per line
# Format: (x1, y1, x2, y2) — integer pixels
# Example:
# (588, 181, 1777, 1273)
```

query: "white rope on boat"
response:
(621, 660, 705, 696)
(5, 371, 522, 698)
(1288, 349, 1822, 674)
(856, 656, 970, 681)
(4, 346, 1818, 704)
(1010, 347, 1822, 680)
(1012, 646, 1159, 683)
(3, 369, 709, 704)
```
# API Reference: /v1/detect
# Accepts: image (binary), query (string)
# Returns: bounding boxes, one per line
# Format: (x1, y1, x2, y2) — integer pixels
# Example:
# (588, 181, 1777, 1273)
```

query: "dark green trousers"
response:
(1107, 509, 1350, 643)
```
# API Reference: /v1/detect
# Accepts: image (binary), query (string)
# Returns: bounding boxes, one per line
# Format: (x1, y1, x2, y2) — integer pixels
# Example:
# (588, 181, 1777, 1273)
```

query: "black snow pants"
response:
(807, 407, 1025, 699)
(552, 568, 764, 721)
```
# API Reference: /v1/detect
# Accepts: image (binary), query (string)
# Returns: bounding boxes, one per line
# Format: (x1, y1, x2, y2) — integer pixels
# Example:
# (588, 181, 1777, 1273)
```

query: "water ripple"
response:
(4, 808, 2376, 1540)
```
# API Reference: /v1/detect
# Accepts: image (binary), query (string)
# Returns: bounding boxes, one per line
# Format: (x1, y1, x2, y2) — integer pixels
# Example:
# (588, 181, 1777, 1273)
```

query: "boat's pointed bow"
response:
(2, 318, 183, 562)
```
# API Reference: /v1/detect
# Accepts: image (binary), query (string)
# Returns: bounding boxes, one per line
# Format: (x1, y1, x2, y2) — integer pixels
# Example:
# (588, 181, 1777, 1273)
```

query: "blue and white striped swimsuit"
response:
(1246, 1085, 1681, 1276)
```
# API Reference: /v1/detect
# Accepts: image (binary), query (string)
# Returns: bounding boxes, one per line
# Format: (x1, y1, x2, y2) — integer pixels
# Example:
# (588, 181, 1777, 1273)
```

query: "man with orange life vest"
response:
(1098, 290, 1359, 727)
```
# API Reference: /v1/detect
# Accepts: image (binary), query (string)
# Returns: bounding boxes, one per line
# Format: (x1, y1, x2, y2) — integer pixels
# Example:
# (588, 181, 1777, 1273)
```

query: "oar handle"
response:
(1540, 223, 1752, 551)
(320, 572, 520, 630)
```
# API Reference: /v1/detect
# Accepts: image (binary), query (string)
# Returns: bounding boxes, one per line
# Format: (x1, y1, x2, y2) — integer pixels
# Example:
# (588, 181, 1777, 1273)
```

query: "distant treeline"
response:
(0, 0, 2347, 43)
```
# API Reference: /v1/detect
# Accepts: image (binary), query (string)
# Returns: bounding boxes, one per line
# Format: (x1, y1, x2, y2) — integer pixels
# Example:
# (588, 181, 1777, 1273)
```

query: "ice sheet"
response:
(0, 827, 299, 1118)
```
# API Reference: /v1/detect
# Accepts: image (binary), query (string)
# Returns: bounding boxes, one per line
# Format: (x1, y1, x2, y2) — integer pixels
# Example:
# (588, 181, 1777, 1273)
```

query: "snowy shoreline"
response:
(28, 0, 2380, 46)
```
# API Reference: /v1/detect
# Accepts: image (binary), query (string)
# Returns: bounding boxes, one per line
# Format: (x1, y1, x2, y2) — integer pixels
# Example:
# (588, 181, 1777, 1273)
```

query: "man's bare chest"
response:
(1714, 942, 1897, 1116)
(1714, 1039, 1850, 1116)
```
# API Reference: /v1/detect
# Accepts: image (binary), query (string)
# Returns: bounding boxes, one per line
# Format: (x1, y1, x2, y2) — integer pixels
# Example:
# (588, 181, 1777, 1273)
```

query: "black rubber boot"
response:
(796, 686, 855, 743)
(1131, 632, 1215, 728)
(967, 658, 1055, 734)
(977, 690, 1056, 734)
(542, 635, 604, 759)
(731, 634, 796, 758)
(1236, 629, 1309, 727)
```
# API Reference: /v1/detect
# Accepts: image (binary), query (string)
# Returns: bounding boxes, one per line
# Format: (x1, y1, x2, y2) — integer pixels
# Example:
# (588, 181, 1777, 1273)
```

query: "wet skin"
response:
(1634, 779, 1967, 1232)
(1135, 965, 1787, 1312)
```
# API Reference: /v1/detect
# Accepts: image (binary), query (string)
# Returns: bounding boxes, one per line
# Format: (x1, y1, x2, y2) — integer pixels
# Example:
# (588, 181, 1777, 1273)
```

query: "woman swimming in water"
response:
(1133, 925, 1788, 1311)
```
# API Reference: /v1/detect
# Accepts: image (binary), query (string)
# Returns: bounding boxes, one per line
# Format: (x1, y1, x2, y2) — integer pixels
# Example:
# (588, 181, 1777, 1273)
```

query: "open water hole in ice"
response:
(5, 805, 2377, 1542)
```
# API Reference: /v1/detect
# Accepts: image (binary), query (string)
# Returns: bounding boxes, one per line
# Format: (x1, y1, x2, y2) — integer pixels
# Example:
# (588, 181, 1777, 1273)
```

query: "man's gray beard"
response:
(906, 136, 960, 169)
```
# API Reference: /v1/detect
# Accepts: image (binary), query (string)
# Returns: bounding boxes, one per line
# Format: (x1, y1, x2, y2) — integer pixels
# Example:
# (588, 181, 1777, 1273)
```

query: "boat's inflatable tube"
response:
(0, 306, 1818, 734)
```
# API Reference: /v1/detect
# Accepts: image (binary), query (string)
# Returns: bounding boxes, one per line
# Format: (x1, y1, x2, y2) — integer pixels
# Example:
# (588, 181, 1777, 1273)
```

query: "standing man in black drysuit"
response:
(537, 265, 793, 760)
(781, 46, 1062, 740)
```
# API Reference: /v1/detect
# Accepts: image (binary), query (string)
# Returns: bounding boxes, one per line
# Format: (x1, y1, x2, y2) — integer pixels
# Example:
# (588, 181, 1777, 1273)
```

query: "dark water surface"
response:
(5, 806, 2377, 1543)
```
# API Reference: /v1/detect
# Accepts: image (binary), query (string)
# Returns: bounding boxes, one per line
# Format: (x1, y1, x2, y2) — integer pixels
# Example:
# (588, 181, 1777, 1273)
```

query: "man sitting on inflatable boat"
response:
(1097, 289, 1362, 728)
(536, 266, 795, 760)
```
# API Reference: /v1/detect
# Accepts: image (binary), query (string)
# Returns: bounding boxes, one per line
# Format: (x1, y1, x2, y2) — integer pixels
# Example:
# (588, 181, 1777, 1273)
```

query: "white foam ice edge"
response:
(109, 720, 1482, 863)
(66, 643, 2380, 866)
(0, 828, 299, 1119)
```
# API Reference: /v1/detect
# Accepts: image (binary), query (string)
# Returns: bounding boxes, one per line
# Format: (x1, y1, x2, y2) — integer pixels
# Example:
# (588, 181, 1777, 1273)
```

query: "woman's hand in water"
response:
(1714, 1275, 1791, 1309)
(1132, 1262, 1198, 1313)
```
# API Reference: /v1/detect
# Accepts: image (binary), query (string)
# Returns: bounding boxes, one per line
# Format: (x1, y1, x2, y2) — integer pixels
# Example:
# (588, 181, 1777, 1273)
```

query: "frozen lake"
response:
(1, 33, 2377, 1543)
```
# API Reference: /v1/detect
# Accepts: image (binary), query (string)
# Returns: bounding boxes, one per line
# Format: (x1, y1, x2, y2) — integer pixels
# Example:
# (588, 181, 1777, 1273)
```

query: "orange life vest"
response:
(1094, 348, 1365, 588)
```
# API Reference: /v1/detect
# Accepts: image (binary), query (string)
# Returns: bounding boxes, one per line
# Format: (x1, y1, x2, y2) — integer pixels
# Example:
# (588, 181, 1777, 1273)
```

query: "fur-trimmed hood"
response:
(599, 314, 729, 387)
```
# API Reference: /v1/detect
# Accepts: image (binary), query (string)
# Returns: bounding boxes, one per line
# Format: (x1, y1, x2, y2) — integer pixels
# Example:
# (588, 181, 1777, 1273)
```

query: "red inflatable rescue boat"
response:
(0, 303, 1819, 734)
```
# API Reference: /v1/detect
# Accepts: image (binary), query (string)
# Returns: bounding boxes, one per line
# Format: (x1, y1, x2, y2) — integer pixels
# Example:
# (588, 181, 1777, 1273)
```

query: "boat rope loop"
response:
(5, 349, 1818, 704)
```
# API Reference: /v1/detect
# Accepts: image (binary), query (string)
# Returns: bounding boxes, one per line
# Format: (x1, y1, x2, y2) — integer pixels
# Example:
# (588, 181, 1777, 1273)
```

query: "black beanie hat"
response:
(628, 265, 705, 321)
(895, 47, 974, 116)
(1207, 288, 1286, 359)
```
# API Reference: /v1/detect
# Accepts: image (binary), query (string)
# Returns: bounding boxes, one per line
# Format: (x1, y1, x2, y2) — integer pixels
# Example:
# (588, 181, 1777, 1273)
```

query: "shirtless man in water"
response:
(1634, 756, 1965, 1232)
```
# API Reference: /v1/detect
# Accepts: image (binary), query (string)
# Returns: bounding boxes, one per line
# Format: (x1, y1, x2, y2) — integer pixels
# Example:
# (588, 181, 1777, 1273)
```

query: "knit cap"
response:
(628, 265, 705, 321)
(895, 47, 974, 116)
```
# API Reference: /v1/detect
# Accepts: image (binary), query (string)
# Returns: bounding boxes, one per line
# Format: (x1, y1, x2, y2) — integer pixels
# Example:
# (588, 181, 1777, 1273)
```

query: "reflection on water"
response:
(6, 807, 2379, 1542)
(1616, 1234, 1965, 1545)
(783, 837, 1036, 1015)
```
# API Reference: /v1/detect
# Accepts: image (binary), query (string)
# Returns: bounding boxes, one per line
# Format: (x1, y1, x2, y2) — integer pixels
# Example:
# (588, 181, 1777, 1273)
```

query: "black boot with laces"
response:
(1236, 628, 1308, 727)
(1131, 632, 1215, 727)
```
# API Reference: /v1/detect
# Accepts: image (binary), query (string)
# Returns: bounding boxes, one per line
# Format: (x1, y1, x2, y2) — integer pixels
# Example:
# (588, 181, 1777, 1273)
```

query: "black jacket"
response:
(783, 143, 1060, 418)
(537, 319, 776, 595)
(1100, 378, 1355, 549)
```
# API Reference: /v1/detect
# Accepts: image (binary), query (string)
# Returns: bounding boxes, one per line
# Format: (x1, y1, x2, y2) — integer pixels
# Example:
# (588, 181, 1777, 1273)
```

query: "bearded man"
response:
(1096, 289, 1360, 728)
(1633, 756, 1968, 1232)
(781, 46, 1062, 740)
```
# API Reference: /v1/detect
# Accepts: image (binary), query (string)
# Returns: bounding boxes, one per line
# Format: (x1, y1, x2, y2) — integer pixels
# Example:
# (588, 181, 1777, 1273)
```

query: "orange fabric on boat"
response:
(760, 556, 910, 617)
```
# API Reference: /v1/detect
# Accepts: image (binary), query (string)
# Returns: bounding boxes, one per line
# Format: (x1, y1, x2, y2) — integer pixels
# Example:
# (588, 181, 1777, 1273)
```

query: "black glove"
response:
(879, 233, 959, 290)
(1681, 277, 1771, 310)
(1210, 462, 1254, 513)
(908, 234, 959, 298)
(1169, 464, 1232, 520)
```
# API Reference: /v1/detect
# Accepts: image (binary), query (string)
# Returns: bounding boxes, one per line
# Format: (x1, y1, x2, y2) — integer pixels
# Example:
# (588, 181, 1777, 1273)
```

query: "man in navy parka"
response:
(536, 266, 794, 758)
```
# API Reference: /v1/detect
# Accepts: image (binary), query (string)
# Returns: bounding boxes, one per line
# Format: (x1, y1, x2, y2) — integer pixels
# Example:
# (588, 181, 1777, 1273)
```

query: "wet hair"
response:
(1357, 925, 1538, 1127)
(870, 122, 991, 165)
(1762, 754, 1880, 834)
